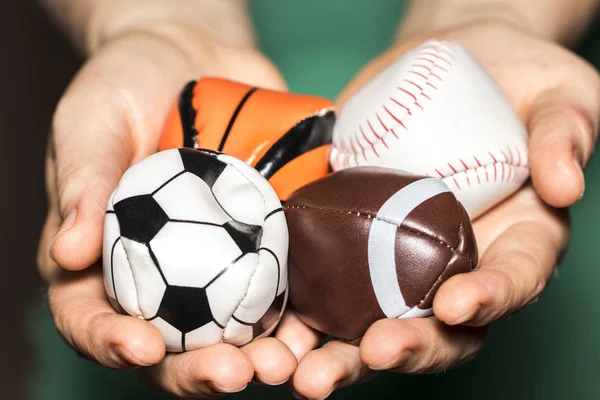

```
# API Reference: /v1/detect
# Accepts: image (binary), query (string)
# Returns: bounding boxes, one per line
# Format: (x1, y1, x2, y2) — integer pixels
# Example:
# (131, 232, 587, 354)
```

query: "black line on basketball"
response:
(218, 87, 259, 152)
(254, 110, 336, 179)
(178, 80, 199, 148)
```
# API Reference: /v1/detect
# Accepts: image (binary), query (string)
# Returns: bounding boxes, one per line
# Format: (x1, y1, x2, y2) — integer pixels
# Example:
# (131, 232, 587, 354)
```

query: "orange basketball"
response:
(159, 78, 335, 200)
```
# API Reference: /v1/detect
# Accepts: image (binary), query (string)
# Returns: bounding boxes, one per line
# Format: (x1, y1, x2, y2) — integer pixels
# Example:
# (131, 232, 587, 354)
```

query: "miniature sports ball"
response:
(284, 167, 478, 343)
(160, 77, 335, 200)
(103, 148, 288, 352)
(330, 40, 529, 219)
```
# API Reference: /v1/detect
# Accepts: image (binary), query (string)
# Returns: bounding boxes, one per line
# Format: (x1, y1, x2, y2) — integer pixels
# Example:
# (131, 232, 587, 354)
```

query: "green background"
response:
(29, 1, 600, 399)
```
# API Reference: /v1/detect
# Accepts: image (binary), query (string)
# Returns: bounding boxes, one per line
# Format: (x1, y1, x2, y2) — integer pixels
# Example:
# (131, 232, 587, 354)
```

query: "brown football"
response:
(284, 166, 478, 343)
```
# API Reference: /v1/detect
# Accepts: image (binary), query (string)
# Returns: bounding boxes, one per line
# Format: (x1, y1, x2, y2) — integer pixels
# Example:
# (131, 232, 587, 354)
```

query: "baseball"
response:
(330, 40, 529, 219)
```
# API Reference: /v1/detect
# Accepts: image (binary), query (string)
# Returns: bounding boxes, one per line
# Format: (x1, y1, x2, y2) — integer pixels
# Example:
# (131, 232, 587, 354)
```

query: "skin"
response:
(36, 0, 600, 398)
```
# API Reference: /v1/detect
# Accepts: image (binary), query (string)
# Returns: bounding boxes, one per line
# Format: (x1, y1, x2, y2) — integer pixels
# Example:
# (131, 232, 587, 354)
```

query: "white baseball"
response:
(330, 40, 529, 219)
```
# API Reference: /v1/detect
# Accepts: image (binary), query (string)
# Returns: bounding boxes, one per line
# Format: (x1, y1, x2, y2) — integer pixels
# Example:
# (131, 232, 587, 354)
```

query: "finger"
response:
(528, 81, 600, 207)
(292, 340, 372, 400)
(143, 343, 254, 398)
(48, 265, 165, 368)
(360, 318, 487, 374)
(50, 34, 194, 271)
(274, 311, 322, 362)
(241, 337, 297, 386)
(434, 189, 569, 326)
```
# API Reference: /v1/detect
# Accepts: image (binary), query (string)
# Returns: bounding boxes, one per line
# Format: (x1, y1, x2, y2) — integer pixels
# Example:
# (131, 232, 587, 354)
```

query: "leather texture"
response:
(284, 166, 478, 342)
(159, 77, 335, 200)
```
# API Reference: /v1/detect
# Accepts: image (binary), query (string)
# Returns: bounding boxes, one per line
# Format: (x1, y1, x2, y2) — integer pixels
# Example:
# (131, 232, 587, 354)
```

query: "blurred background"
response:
(1, 1, 600, 399)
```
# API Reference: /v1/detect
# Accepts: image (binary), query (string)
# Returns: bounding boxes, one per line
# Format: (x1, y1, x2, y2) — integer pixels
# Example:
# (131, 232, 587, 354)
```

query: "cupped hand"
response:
(287, 20, 594, 399)
(37, 25, 300, 397)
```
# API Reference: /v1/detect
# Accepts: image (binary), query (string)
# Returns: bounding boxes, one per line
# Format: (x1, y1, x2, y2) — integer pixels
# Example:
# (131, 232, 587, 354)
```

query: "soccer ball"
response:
(102, 148, 289, 352)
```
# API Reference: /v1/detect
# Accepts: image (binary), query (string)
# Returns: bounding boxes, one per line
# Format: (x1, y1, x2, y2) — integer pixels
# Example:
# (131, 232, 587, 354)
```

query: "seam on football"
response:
(285, 203, 464, 253)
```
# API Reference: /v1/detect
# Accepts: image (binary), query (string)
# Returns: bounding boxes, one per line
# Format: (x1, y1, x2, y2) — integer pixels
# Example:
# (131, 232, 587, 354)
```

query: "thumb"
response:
(528, 86, 599, 208)
(49, 35, 190, 270)
(49, 87, 132, 271)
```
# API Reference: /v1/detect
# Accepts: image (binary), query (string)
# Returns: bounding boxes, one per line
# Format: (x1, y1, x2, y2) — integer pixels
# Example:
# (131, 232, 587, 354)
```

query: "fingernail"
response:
(319, 383, 339, 400)
(113, 344, 153, 367)
(58, 210, 77, 237)
(371, 349, 413, 371)
(52, 210, 77, 245)
(449, 300, 481, 325)
(573, 157, 585, 199)
(291, 391, 307, 400)
(50, 210, 77, 262)
(255, 373, 290, 386)
(208, 381, 247, 393)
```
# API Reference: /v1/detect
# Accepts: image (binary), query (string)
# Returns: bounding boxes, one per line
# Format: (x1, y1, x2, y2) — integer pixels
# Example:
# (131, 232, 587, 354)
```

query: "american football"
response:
(284, 167, 478, 343)
(103, 148, 289, 352)
(159, 77, 335, 200)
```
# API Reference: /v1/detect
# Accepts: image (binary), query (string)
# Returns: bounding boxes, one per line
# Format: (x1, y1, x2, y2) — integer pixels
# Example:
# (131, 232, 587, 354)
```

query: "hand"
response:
(37, 22, 301, 397)
(286, 19, 595, 399)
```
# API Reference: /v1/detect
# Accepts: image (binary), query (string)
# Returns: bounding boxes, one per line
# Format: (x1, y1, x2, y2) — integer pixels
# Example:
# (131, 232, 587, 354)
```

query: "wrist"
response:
(38, 0, 257, 57)
(396, 0, 599, 45)
(397, 1, 533, 40)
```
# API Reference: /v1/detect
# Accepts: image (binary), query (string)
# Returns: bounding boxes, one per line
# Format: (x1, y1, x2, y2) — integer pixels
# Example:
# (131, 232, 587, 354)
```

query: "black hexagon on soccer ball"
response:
(222, 220, 263, 254)
(114, 195, 169, 243)
(178, 148, 226, 189)
(155, 285, 215, 334)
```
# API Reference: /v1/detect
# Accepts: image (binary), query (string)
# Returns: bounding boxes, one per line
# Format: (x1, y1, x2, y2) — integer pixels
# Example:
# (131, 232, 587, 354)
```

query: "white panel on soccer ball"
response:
(149, 317, 183, 352)
(106, 189, 116, 212)
(231, 248, 279, 324)
(150, 222, 242, 288)
(217, 154, 283, 215)
(222, 319, 253, 347)
(206, 253, 259, 327)
(153, 172, 230, 225)
(184, 321, 224, 350)
(102, 212, 121, 299)
(110, 238, 141, 317)
(113, 149, 185, 204)
(260, 212, 288, 296)
(120, 238, 167, 318)
(212, 165, 265, 225)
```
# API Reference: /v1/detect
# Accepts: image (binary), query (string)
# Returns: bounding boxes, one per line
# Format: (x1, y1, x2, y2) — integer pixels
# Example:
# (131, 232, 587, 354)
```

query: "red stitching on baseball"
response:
(406, 79, 423, 91)
(431, 149, 528, 188)
(390, 97, 412, 115)
(414, 56, 435, 64)
(360, 126, 379, 157)
(383, 105, 407, 129)
(332, 41, 528, 174)
(420, 51, 452, 64)
(408, 71, 428, 80)
(332, 42, 449, 166)
(376, 112, 389, 131)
